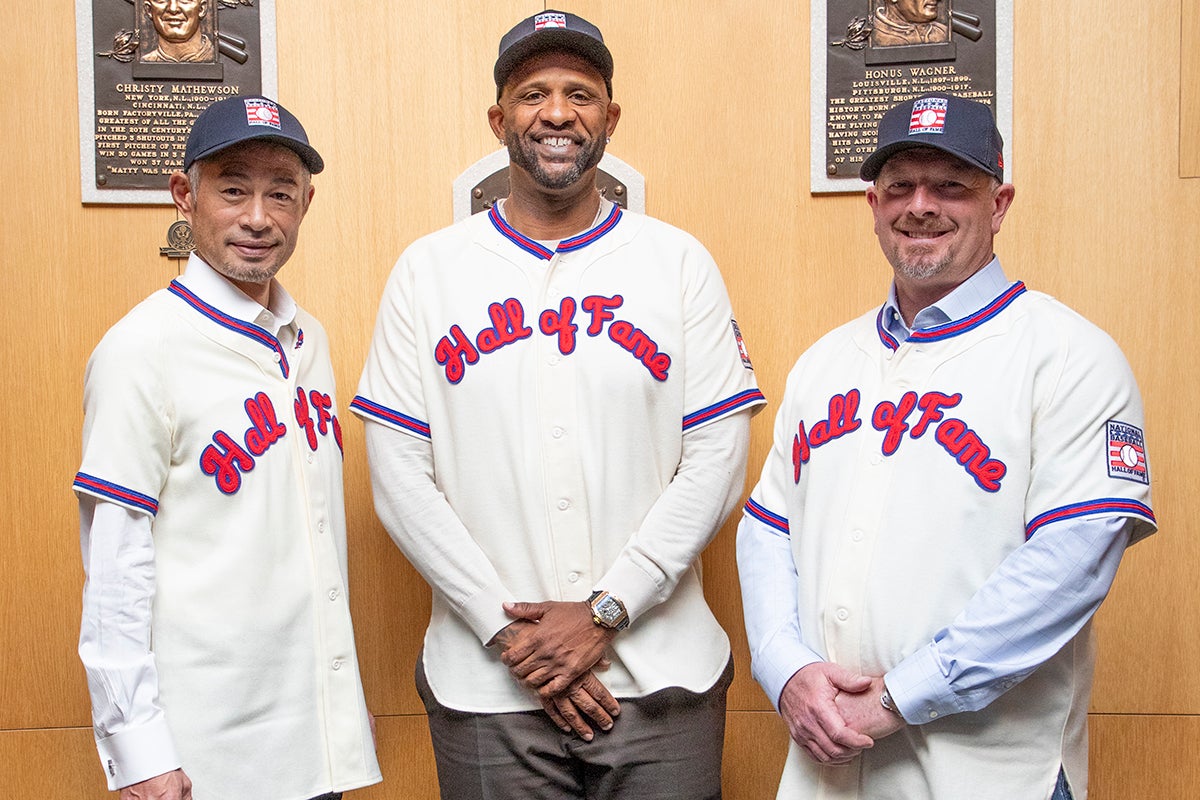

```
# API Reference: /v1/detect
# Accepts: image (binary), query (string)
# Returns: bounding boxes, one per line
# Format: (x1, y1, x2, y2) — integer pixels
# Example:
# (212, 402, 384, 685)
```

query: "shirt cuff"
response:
(760, 643, 824, 713)
(595, 555, 666, 624)
(884, 644, 965, 725)
(458, 581, 519, 647)
(95, 716, 181, 790)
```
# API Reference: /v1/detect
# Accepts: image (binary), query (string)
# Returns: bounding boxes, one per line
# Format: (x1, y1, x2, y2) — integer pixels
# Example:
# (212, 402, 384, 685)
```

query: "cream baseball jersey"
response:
(74, 260, 380, 798)
(744, 280, 1155, 799)
(354, 202, 765, 711)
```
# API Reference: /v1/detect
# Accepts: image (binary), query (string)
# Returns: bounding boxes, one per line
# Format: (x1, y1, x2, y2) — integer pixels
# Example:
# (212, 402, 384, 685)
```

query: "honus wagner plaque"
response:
(810, 0, 1012, 194)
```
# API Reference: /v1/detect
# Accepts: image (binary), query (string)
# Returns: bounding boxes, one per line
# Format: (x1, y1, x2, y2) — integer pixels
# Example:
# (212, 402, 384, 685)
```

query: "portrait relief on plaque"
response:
(135, 0, 221, 76)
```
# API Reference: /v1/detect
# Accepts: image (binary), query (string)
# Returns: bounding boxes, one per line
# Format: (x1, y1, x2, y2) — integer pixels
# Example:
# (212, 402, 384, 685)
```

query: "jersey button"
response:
(851, 530, 864, 542)
(552, 426, 565, 439)
(836, 608, 849, 621)
(331, 659, 342, 671)
(328, 589, 339, 601)
(567, 572, 580, 583)
(557, 499, 571, 511)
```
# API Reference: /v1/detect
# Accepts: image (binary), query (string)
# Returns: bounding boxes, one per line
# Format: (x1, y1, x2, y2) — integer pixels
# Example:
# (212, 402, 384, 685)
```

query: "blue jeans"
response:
(1051, 768, 1074, 800)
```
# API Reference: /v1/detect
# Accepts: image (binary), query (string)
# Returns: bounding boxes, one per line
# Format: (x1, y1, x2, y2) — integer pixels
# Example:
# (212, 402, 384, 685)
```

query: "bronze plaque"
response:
(810, 0, 1012, 193)
(77, 0, 277, 203)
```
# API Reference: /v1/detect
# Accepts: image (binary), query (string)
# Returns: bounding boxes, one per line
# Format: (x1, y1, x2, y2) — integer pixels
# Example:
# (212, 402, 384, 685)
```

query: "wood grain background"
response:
(2, 1, 1196, 796)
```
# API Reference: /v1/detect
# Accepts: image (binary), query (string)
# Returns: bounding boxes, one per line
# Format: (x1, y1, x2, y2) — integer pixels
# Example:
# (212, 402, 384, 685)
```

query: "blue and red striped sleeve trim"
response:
(73, 472, 159, 516)
(744, 498, 788, 535)
(682, 388, 766, 431)
(168, 281, 289, 378)
(1025, 497, 1155, 540)
(350, 396, 432, 439)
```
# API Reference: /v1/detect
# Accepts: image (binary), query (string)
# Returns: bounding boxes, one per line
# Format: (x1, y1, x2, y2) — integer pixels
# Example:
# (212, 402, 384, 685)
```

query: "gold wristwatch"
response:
(587, 590, 629, 631)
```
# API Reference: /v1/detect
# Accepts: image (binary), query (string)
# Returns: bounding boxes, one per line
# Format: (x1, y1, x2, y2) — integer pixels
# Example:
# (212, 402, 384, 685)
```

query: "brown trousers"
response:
(416, 654, 732, 800)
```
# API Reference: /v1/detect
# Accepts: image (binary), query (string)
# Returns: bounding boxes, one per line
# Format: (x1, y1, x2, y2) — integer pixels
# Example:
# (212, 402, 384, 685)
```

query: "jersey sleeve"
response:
(743, 367, 797, 537)
(1025, 317, 1156, 543)
(679, 241, 766, 432)
(74, 318, 173, 516)
(351, 254, 431, 439)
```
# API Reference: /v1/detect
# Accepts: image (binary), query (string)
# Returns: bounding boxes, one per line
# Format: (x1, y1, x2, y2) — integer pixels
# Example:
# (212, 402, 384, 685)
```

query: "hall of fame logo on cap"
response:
(244, 98, 281, 129)
(535, 12, 567, 29)
(909, 97, 948, 136)
(1106, 420, 1149, 484)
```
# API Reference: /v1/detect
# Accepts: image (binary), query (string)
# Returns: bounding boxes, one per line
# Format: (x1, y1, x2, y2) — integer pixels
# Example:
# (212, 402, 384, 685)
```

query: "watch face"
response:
(595, 597, 621, 624)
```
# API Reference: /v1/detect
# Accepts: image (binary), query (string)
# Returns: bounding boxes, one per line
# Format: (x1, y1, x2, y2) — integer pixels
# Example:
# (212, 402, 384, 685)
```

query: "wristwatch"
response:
(587, 590, 630, 631)
(880, 685, 904, 718)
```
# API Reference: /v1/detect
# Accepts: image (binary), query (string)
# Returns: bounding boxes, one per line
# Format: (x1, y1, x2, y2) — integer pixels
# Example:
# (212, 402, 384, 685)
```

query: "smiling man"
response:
(141, 0, 215, 63)
(352, 10, 764, 800)
(736, 93, 1156, 800)
(871, 0, 949, 46)
(75, 96, 381, 800)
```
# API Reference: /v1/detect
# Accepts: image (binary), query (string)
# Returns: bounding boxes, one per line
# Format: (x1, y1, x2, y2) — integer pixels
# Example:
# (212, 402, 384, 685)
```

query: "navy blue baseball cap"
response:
(183, 95, 324, 174)
(860, 93, 1003, 183)
(494, 10, 613, 98)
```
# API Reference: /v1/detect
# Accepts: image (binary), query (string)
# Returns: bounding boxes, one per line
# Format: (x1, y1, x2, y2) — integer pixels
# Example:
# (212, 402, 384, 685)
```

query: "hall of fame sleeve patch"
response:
(1106, 419, 1149, 484)
(731, 318, 754, 370)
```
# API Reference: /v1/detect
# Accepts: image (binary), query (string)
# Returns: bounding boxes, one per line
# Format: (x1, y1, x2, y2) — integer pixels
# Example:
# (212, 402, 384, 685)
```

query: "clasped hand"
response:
(492, 599, 620, 741)
(780, 663, 905, 765)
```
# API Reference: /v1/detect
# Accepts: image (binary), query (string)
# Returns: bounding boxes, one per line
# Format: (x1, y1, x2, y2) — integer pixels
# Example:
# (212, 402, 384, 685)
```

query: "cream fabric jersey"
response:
(354, 203, 765, 711)
(75, 256, 381, 799)
(745, 282, 1155, 800)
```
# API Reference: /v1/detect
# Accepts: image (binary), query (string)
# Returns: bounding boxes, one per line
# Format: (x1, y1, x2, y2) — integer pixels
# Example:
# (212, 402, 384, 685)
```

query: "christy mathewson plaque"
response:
(77, 0, 277, 204)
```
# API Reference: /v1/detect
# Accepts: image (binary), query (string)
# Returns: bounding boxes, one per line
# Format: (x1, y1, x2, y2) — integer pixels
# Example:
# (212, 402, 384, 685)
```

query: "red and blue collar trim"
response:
(168, 280, 290, 378)
(876, 281, 1027, 351)
(488, 203, 623, 261)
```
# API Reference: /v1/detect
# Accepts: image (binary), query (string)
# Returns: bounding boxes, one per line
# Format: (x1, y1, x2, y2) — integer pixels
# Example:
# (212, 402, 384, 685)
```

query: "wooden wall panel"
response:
(1090, 715, 1200, 799)
(1183, 0, 1200, 177)
(3, 0, 1198, 796)
(0, 728, 110, 797)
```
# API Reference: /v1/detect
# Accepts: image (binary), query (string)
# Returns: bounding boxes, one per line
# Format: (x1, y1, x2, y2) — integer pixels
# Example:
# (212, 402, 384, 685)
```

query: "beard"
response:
(505, 130, 606, 191)
(893, 250, 953, 281)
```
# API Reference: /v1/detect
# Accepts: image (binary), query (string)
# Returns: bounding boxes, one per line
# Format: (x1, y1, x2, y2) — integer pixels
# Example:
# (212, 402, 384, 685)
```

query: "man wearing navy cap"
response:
(737, 93, 1155, 799)
(75, 95, 381, 800)
(354, 9, 764, 800)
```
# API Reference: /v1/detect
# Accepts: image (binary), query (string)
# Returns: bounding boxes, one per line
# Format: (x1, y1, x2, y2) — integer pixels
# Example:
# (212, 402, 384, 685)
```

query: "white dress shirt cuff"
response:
(885, 644, 963, 724)
(763, 645, 825, 713)
(95, 716, 181, 790)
